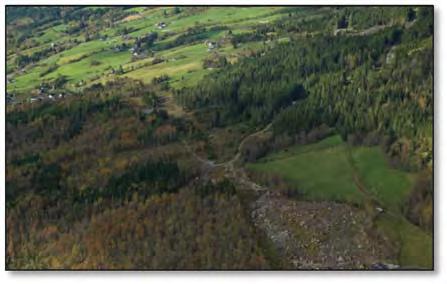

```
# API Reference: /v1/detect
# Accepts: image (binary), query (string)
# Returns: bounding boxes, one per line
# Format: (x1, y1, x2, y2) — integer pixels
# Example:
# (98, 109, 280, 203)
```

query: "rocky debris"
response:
(251, 191, 398, 269)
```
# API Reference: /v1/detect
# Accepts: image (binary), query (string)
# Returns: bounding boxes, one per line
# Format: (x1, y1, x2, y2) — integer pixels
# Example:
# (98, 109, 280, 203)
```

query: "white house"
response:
(157, 22, 167, 29)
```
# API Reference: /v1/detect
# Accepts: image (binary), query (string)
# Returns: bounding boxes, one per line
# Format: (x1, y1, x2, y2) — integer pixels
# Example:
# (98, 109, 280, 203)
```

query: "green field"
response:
(248, 134, 432, 268)
(376, 214, 433, 268)
(352, 146, 415, 212)
(250, 135, 364, 204)
(249, 135, 414, 210)
(7, 6, 289, 96)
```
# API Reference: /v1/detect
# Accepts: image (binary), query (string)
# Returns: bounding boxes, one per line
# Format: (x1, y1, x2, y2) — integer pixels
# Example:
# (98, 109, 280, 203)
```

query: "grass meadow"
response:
(248, 135, 432, 268)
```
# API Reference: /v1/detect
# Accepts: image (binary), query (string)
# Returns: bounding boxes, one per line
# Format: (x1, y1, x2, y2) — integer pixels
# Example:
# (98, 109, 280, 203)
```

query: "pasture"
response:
(7, 6, 290, 96)
(249, 135, 365, 204)
(249, 135, 415, 211)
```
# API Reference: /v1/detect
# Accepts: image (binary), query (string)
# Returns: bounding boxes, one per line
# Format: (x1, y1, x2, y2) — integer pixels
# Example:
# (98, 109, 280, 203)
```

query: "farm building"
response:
(157, 22, 167, 29)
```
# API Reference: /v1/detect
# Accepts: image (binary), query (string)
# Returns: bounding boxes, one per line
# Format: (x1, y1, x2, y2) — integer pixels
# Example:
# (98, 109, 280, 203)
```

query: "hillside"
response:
(6, 6, 433, 270)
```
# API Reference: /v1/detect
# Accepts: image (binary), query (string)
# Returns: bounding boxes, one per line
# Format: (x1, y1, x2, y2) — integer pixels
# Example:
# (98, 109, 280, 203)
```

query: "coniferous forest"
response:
(5, 6, 433, 270)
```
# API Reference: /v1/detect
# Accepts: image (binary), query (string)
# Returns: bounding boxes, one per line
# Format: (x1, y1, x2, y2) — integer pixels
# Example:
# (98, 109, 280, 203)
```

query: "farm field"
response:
(249, 135, 366, 204)
(7, 6, 288, 96)
(248, 135, 415, 210)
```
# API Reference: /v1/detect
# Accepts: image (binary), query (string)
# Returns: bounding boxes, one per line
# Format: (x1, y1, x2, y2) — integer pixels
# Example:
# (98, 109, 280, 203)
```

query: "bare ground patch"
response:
(251, 191, 399, 269)
(120, 14, 143, 22)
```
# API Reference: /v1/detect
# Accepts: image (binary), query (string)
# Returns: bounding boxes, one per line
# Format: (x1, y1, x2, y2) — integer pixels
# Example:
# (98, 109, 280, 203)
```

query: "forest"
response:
(6, 6, 433, 270)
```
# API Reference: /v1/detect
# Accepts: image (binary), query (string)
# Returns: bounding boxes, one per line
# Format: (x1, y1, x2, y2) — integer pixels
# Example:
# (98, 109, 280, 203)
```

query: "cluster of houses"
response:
(29, 92, 67, 103)
(28, 83, 69, 103)
(6, 91, 68, 105)
(130, 32, 158, 58)
(129, 48, 148, 59)
(204, 40, 218, 51)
